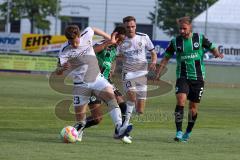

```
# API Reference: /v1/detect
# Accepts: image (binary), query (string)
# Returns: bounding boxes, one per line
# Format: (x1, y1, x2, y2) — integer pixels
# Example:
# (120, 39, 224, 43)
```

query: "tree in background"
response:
(149, 0, 217, 36)
(0, 0, 59, 33)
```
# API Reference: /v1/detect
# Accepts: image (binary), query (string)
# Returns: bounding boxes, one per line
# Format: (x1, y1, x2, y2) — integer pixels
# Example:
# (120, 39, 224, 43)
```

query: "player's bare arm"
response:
(55, 62, 71, 75)
(155, 56, 170, 80)
(94, 32, 118, 53)
(92, 27, 111, 40)
(149, 50, 157, 71)
(94, 41, 112, 53)
(211, 48, 224, 58)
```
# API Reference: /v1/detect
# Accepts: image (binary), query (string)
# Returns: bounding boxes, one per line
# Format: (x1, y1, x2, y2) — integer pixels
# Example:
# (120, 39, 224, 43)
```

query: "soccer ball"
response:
(60, 126, 78, 143)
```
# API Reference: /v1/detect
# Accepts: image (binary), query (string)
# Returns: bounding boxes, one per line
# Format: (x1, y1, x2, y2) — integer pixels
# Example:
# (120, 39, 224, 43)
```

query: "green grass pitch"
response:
(0, 67, 240, 160)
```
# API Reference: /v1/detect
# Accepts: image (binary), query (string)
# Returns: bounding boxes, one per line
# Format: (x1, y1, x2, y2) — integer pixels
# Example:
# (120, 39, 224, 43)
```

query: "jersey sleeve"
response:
(58, 52, 69, 66)
(81, 27, 94, 40)
(202, 35, 216, 50)
(58, 42, 69, 66)
(93, 39, 105, 47)
(164, 40, 175, 58)
(145, 35, 155, 51)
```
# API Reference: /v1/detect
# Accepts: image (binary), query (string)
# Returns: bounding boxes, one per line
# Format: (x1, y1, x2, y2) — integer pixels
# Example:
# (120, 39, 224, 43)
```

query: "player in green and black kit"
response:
(156, 17, 224, 142)
(78, 26, 131, 139)
(96, 43, 117, 80)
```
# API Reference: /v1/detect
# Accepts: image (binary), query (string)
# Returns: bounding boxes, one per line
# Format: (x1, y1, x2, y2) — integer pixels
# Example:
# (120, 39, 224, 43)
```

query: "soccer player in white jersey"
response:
(56, 25, 132, 143)
(118, 16, 157, 131)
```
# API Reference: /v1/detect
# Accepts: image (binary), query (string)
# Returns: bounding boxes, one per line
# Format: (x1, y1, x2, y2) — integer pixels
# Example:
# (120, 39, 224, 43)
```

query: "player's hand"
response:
(148, 62, 156, 71)
(215, 53, 224, 59)
(62, 62, 71, 70)
(147, 72, 160, 85)
(110, 32, 118, 44)
(55, 62, 71, 75)
(153, 65, 168, 82)
(154, 73, 161, 81)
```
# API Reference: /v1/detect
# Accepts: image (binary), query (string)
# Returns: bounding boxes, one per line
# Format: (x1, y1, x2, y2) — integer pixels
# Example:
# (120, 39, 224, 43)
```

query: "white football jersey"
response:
(118, 32, 155, 79)
(58, 27, 100, 83)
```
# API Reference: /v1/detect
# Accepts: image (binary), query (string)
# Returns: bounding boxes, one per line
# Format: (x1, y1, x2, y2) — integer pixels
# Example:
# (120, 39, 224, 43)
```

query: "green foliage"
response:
(149, 0, 217, 36)
(0, 0, 59, 33)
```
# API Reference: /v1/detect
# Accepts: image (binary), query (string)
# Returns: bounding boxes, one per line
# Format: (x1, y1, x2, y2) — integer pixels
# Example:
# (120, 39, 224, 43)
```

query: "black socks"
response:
(186, 113, 198, 133)
(175, 105, 184, 132)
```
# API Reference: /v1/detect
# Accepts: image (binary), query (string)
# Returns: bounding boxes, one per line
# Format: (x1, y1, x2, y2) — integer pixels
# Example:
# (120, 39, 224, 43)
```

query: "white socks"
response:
(122, 101, 135, 127)
(109, 107, 122, 127)
(107, 99, 123, 127)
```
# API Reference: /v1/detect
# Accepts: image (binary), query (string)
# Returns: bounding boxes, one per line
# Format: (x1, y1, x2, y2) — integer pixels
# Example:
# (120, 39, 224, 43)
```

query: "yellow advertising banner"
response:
(22, 34, 67, 52)
(21, 33, 104, 52)
(0, 54, 58, 72)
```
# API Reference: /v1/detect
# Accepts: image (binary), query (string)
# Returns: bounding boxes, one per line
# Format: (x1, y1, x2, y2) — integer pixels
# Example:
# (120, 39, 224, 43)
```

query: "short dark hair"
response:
(113, 25, 126, 35)
(176, 16, 192, 25)
(123, 16, 136, 23)
(64, 25, 80, 39)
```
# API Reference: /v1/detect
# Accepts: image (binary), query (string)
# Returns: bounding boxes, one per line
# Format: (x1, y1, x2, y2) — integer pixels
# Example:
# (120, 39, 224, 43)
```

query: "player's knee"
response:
(129, 97, 136, 102)
(93, 117, 102, 124)
(176, 94, 186, 106)
(106, 99, 119, 110)
(127, 92, 136, 102)
(100, 87, 115, 101)
(136, 109, 144, 114)
(189, 102, 198, 110)
(136, 106, 144, 114)
(177, 99, 185, 106)
(189, 107, 197, 115)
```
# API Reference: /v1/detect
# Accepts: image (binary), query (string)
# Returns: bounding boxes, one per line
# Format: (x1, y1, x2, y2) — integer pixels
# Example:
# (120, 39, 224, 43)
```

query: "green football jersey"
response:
(164, 33, 216, 80)
(96, 45, 117, 79)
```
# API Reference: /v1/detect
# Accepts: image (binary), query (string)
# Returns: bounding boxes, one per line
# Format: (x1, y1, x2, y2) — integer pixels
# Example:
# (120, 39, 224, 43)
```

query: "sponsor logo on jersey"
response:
(181, 53, 198, 60)
(123, 49, 142, 56)
(194, 42, 199, 48)
(121, 40, 132, 50)
(138, 42, 142, 47)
